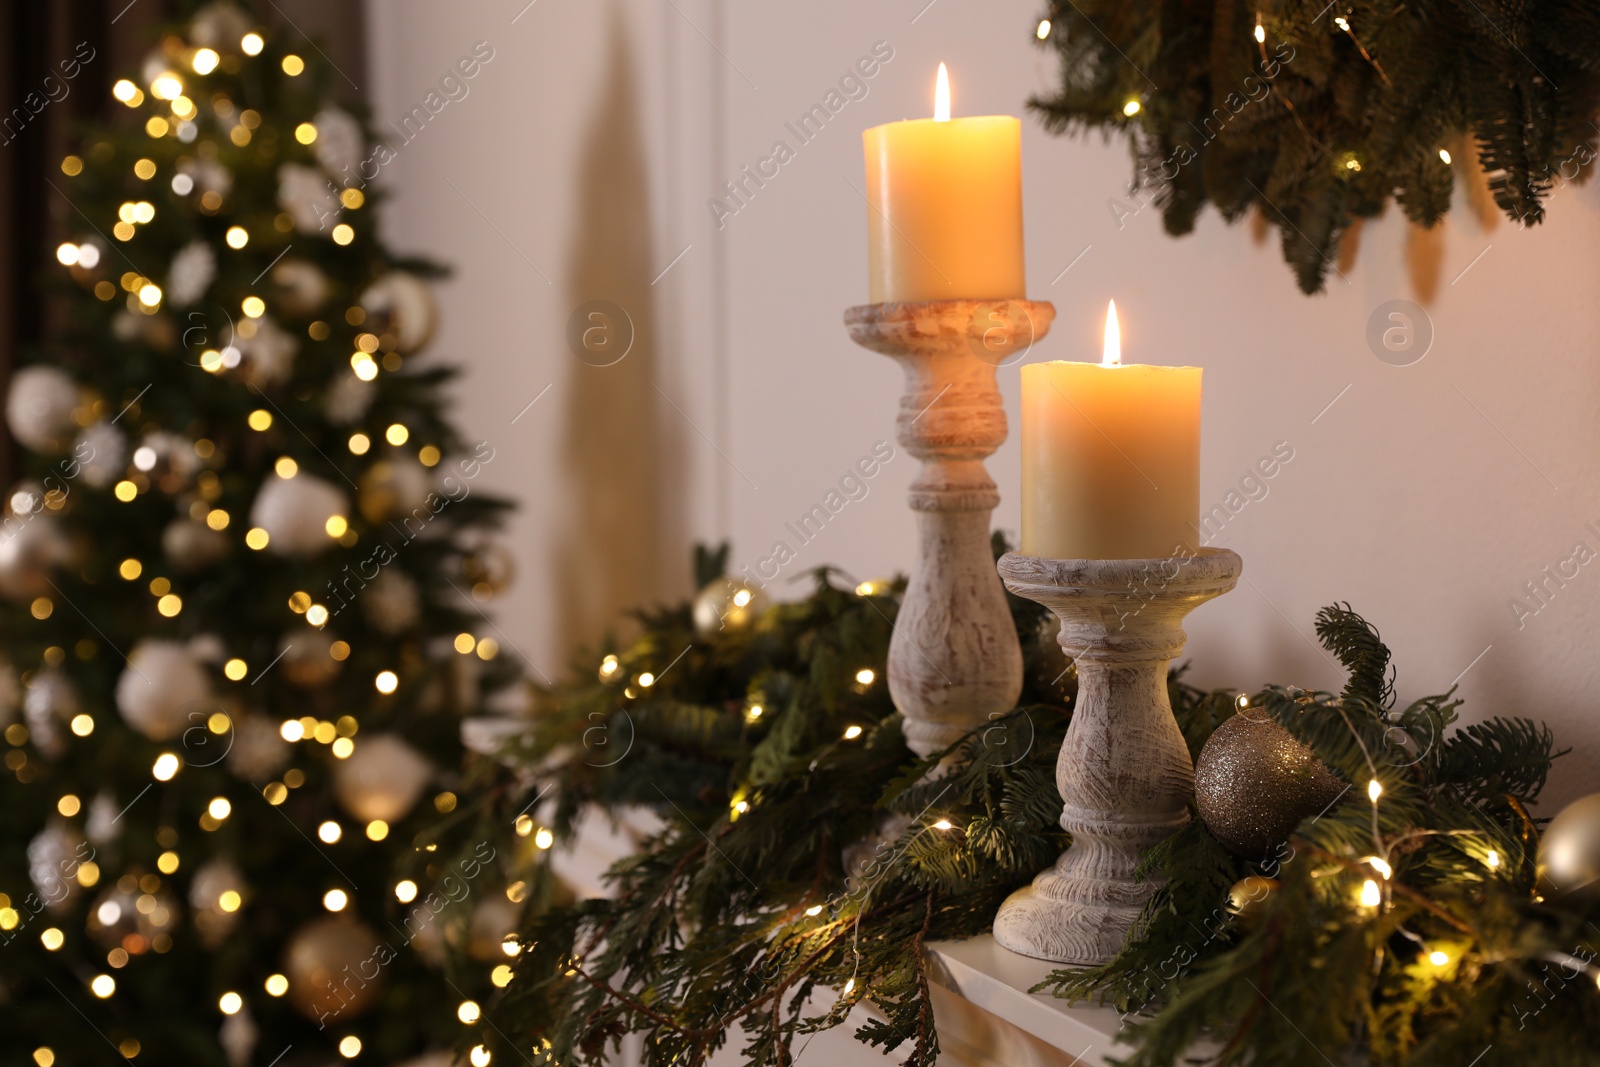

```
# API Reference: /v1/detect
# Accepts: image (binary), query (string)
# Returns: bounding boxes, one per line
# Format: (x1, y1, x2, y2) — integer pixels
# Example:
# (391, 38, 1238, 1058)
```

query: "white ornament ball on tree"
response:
(0, 514, 70, 601)
(361, 272, 437, 352)
(225, 713, 293, 783)
(74, 422, 128, 488)
(324, 373, 376, 424)
(23, 669, 79, 758)
(162, 517, 231, 571)
(116, 639, 212, 741)
(333, 733, 433, 823)
(235, 316, 298, 389)
(28, 821, 87, 913)
(190, 2, 253, 50)
(313, 108, 365, 178)
(277, 163, 340, 233)
(6, 366, 80, 452)
(364, 568, 422, 634)
(270, 259, 331, 315)
(190, 857, 245, 948)
(250, 473, 348, 557)
(167, 240, 217, 306)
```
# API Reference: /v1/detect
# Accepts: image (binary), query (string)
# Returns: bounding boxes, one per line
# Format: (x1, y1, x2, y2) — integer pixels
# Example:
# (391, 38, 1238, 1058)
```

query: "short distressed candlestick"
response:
(992, 548, 1242, 964)
(845, 299, 1054, 758)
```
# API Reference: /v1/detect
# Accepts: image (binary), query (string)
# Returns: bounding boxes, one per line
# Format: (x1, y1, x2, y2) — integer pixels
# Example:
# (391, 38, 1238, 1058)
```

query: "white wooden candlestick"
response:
(844, 300, 1054, 758)
(992, 548, 1242, 964)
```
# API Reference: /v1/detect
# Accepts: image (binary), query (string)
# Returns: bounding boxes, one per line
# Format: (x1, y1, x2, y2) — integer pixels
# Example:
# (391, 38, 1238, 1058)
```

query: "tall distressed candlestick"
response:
(845, 299, 1053, 757)
(993, 547, 1242, 963)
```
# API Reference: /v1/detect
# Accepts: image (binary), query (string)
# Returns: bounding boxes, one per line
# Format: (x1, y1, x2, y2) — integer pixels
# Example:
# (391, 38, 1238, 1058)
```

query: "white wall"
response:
(369, 0, 1600, 805)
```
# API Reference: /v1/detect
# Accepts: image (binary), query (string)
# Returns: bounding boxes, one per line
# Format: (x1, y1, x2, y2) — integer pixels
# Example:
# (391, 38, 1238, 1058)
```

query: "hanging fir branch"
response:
(1030, 1, 1600, 292)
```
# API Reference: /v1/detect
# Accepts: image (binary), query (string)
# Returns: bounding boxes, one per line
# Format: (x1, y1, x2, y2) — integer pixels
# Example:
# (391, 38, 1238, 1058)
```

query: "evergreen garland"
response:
(1030, 1, 1600, 292)
(482, 548, 1591, 1067)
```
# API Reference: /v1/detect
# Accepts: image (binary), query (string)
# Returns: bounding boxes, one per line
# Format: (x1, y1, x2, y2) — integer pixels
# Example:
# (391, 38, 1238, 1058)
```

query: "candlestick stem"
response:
(845, 300, 1054, 758)
(992, 548, 1242, 964)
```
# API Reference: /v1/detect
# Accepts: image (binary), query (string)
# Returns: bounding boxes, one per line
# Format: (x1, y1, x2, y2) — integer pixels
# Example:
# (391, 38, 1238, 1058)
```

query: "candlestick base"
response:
(845, 300, 1055, 758)
(991, 548, 1242, 964)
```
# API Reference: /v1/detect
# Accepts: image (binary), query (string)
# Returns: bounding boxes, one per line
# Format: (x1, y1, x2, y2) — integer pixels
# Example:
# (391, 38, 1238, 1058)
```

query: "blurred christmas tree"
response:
(0, 4, 533, 1065)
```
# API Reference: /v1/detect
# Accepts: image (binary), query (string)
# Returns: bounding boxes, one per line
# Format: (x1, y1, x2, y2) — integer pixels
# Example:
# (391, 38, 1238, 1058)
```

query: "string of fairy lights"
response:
(1031, 8, 1458, 174)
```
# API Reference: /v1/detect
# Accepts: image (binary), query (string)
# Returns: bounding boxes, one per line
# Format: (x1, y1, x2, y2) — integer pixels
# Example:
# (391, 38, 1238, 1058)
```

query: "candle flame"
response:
(934, 63, 951, 122)
(1102, 299, 1121, 366)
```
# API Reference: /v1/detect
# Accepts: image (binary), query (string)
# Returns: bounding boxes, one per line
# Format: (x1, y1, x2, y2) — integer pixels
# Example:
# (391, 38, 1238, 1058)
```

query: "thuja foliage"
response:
(1031, 1, 1600, 292)
(486, 554, 1582, 1066)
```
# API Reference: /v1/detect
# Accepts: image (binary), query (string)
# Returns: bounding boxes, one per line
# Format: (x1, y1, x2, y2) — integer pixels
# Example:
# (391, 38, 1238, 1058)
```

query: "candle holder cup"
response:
(992, 547, 1242, 964)
(845, 299, 1054, 759)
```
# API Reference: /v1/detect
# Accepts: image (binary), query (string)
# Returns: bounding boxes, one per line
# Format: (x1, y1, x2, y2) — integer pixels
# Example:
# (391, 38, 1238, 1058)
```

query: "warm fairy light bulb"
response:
(843, 977, 856, 995)
(1122, 99, 1141, 116)
(1366, 856, 1393, 880)
(1486, 849, 1501, 869)
(241, 32, 264, 55)
(855, 668, 875, 685)
(933, 819, 954, 831)
(339, 1036, 362, 1058)
(318, 821, 342, 844)
(1359, 878, 1381, 908)
(375, 670, 398, 694)
(1254, 23, 1266, 42)
(458, 1000, 481, 1024)
(933, 62, 951, 122)
(324, 889, 348, 912)
(1367, 778, 1382, 803)
(1428, 949, 1449, 966)
(56, 243, 79, 266)
(91, 974, 116, 998)
(534, 827, 554, 850)
(193, 48, 220, 74)
(843, 725, 864, 740)
(265, 973, 289, 996)
(113, 79, 138, 102)
(1036, 19, 1051, 39)
(1102, 300, 1122, 365)
(1334, 15, 1350, 30)
(208, 796, 232, 820)
(470, 1047, 492, 1067)
(1439, 148, 1453, 165)
(804, 905, 823, 917)
(152, 753, 180, 781)
(395, 880, 418, 903)
(219, 991, 242, 1014)
(150, 73, 183, 100)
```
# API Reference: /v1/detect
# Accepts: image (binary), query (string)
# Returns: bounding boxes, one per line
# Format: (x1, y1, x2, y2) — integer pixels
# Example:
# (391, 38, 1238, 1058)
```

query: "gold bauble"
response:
(460, 543, 515, 598)
(283, 917, 387, 1022)
(1537, 792, 1600, 899)
(1195, 708, 1345, 857)
(692, 578, 765, 638)
(357, 458, 432, 523)
(280, 630, 343, 688)
(1226, 875, 1279, 926)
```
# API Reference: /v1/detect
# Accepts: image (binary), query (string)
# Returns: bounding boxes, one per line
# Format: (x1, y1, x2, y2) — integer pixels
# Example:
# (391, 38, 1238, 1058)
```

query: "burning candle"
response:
(1021, 301, 1201, 560)
(862, 64, 1024, 303)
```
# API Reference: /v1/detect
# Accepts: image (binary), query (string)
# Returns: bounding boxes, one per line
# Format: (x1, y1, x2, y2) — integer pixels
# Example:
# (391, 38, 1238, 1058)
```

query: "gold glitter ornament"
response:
(1537, 792, 1600, 899)
(1194, 707, 1345, 857)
